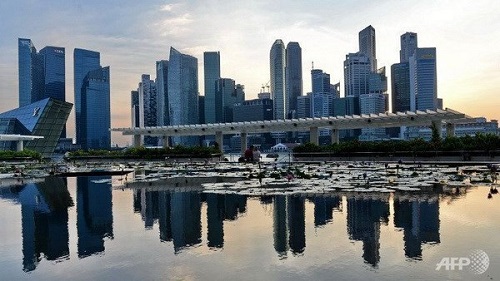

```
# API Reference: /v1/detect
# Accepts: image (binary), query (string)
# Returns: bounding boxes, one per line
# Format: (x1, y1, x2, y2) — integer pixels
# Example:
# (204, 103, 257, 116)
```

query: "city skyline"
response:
(1, 0, 499, 145)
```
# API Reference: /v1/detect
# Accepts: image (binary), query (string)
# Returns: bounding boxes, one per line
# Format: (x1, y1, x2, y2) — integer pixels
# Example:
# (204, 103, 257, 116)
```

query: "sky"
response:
(1, 0, 499, 146)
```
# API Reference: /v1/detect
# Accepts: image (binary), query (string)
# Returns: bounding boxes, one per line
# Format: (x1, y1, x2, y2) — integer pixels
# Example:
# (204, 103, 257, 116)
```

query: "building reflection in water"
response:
(393, 195, 440, 260)
(0, 177, 73, 272)
(131, 188, 441, 263)
(133, 189, 247, 253)
(347, 195, 390, 267)
(77, 176, 113, 258)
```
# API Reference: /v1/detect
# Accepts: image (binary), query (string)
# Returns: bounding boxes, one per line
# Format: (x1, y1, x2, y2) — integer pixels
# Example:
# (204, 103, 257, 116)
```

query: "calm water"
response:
(0, 175, 499, 281)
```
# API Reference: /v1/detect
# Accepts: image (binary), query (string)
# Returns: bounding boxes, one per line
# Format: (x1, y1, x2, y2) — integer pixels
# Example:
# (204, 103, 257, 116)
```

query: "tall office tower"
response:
(168, 47, 199, 146)
(400, 32, 418, 63)
(18, 38, 43, 107)
(359, 25, 377, 71)
(285, 42, 302, 119)
(214, 78, 245, 123)
(74, 48, 101, 145)
(80, 67, 110, 149)
(297, 93, 311, 118)
(409, 48, 437, 111)
(204, 52, 221, 124)
(156, 60, 169, 126)
(131, 90, 140, 128)
(270, 39, 286, 120)
(19, 39, 67, 137)
(311, 69, 331, 94)
(138, 74, 158, 146)
(391, 62, 411, 112)
(344, 52, 371, 97)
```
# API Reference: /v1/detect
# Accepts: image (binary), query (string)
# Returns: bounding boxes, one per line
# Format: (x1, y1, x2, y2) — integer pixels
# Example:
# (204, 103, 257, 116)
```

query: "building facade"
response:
(410, 48, 438, 111)
(344, 53, 371, 97)
(0, 98, 72, 157)
(138, 74, 158, 146)
(168, 47, 199, 146)
(156, 60, 169, 127)
(359, 26, 377, 71)
(270, 40, 287, 120)
(204, 52, 221, 124)
(285, 42, 302, 119)
(80, 67, 110, 149)
(400, 32, 418, 63)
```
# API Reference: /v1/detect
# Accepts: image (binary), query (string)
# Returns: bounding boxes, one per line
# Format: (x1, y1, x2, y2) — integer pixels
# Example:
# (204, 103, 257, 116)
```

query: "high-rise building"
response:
(270, 40, 286, 120)
(285, 42, 302, 119)
(400, 32, 418, 63)
(409, 48, 437, 111)
(214, 78, 245, 123)
(359, 26, 377, 71)
(311, 69, 331, 94)
(74, 48, 102, 146)
(168, 47, 199, 146)
(233, 98, 273, 122)
(391, 62, 411, 113)
(297, 94, 311, 118)
(131, 90, 140, 128)
(138, 74, 158, 146)
(80, 67, 110, 149)
(19, 39, 66, 137)
(344, 52, 371, 97)
(156, 60, 169, 126)
(204, 52, 221, 124)
(18, 38, 43, 107)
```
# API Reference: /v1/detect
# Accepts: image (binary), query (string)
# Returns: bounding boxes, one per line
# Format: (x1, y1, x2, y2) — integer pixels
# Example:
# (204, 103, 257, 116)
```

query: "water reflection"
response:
(0, 177, 453, 274)
(77, 176, 113, 258)
(394, 195, 440, 260)
(0, 177, 73, 272)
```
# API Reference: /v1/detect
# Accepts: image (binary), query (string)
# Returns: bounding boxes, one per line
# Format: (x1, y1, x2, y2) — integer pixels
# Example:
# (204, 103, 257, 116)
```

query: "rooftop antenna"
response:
(312, 61, 314, 70)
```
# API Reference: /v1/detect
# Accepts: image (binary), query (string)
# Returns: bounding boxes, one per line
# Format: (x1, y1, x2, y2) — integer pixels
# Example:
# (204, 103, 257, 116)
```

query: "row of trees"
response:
(67, 145, 221, 159)
(0, 150, 42, 161)
(293, 134, 500, 154)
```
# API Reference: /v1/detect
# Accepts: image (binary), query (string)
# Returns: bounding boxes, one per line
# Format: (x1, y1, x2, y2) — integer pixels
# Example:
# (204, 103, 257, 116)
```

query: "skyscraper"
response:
(131, 90, 140, 128)
(400, 32, 418, 63)
(311, 69, 331, 94)
(391, 62, 411, 113)
(18, 38, 43, 107)
(138, 74, 158, 146)
(285, 42, 302, 118)
(168, 47, 199, 146)
(156, 60, 169, 126)
(270, 40, 286, 120)
(344, 52, 371, 97)
(204, 52, 221, 124)
(409, 48, 437, 111)
(215, 78, 245, 123)
(74, 48, 101, 145)
(80, 67, 110, 149)
(359, 26, 377, 71)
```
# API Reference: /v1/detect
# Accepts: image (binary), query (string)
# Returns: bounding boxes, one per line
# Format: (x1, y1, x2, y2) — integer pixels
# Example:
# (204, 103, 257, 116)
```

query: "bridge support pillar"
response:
(331, 129, 339, 144)
(133, 135, 142, 148)
(431, 120, 442, 139)
(162, 136, 170, 148)
(240, 132, 248, 155)
(446, 123, 456, 137)
(215, 131, 223, 154)
(310, 127, 319, 145)
(16, 140, 23, 151)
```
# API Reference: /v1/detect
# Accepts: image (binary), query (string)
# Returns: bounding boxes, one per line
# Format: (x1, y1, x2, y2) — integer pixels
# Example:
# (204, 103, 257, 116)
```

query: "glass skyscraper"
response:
(344, 52, 371, 97)
(359, 26, 377, 72)
(270, 40, 286, 120)
(285, 42, 302, 119)
(138, 74, 158, 146)
(400, 32, 418, 63)
(18, 39, 66, 137)
(81, 67, 111, 149)
(168, 47, 199, 146)
(410, 48, 438, 111)
(203, 52, 221, 124)
(156, 60, 169, 126)
(74, 48, 101, 145)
